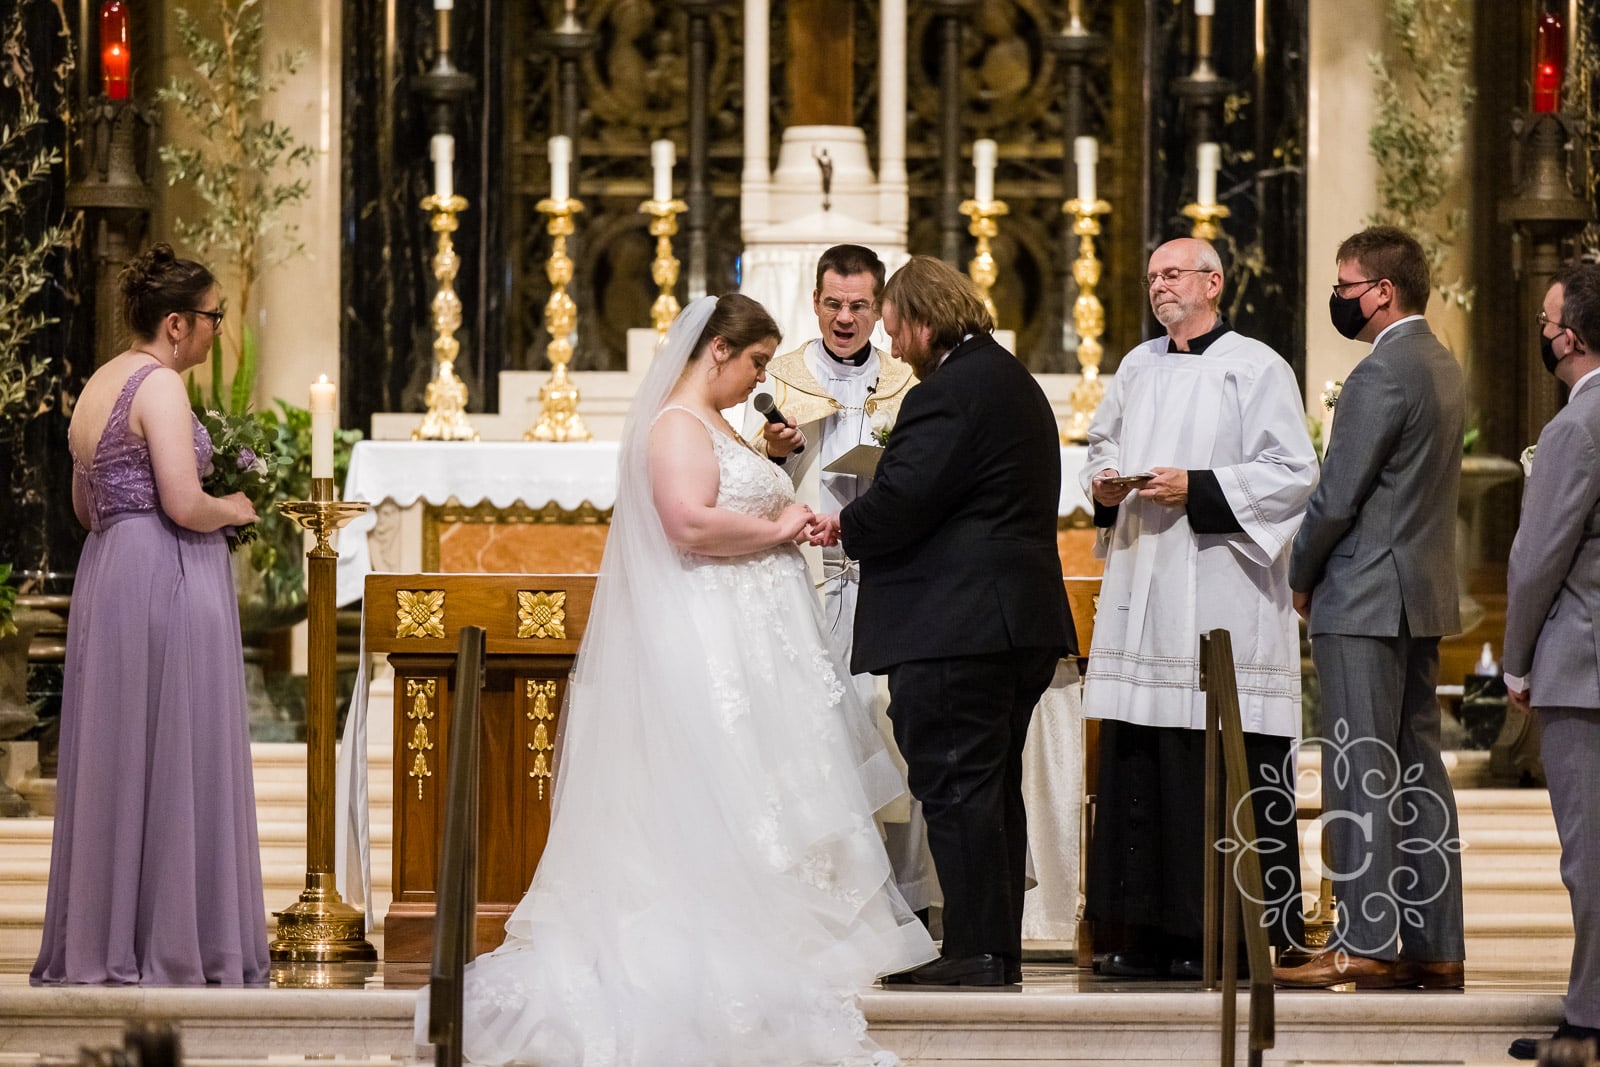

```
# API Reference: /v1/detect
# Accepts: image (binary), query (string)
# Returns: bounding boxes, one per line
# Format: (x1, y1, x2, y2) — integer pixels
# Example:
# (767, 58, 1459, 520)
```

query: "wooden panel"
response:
(371, 574, 595, 960)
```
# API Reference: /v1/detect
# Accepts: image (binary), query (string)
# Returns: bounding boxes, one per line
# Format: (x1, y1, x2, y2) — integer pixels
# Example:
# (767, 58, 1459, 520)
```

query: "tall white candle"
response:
(1073, 136, 1098, 204)
(548, 135, 572, 202)
(429, 133, 454, 200)
(651, 139, 675, 202)
(973, 138, 997, 203)
(1195, 0, 1214, 15)
(1196, 141, 1220, 207)
(434, 0, 453, 8)
(310, 375, 336, 481)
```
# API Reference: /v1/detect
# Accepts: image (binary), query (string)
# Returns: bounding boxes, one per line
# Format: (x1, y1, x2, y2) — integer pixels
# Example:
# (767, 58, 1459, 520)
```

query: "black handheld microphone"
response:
(753, 393, 804, 454)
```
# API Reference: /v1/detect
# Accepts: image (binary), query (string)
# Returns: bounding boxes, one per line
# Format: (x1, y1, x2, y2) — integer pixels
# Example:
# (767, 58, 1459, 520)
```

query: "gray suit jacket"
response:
(1289, 318, 1465, 637)
(1503, 376, 1600, 708)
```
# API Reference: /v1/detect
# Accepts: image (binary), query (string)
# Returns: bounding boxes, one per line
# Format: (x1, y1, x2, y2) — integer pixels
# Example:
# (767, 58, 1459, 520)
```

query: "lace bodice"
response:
(656, 404, 795, 521)
(75, 364, 211, 530)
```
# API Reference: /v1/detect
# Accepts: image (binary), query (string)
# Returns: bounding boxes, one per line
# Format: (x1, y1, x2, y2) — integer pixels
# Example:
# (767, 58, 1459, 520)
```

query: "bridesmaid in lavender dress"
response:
(31, 244, 269, 986)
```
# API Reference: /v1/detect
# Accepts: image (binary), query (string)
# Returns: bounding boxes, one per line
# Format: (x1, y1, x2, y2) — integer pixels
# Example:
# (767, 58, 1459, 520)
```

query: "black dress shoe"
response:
(1170, 954, 1252, 980)
(1509, 1020, 1600, 1060)
(883, 953, 1013, 987)
(1098, 950, 1163, 979)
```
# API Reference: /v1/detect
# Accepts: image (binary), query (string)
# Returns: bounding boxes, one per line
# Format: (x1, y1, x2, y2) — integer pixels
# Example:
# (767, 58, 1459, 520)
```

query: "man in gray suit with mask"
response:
(1505, 264, 1600, 1059)
(1276, 226, 1466, 990)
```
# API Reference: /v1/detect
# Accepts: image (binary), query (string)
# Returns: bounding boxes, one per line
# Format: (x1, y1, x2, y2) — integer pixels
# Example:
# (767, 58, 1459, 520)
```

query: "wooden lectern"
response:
(364, 573, 597, 962)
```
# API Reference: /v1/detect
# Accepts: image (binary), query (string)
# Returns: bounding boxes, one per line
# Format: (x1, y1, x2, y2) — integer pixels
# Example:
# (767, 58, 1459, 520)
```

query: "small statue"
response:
(813, 146, 833, 212)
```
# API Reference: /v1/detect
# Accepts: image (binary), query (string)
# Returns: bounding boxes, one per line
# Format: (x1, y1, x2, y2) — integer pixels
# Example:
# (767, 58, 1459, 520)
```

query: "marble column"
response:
(257, 0, 343, 415)
(741, 0, 772, 231)
(876, 0, 907, 239)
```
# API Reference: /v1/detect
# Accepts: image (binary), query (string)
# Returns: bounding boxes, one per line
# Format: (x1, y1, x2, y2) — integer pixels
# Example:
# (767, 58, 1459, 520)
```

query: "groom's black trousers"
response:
(887, 646, 1060, 961)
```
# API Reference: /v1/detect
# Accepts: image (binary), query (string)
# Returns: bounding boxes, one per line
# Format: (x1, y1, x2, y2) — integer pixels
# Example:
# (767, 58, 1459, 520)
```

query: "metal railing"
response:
(427, 625, 487, 1067)
(1199, 628, 1276, 1067)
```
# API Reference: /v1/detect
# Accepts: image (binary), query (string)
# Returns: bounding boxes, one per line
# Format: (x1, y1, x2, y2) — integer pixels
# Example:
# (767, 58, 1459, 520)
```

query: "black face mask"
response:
(1329, 291, 1373, 340)
(1541, 332, 1564, 376)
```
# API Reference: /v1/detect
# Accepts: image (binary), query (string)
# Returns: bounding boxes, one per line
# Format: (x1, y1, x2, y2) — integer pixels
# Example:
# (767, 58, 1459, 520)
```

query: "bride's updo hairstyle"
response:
(690, 292, 781, 362)
(119, 243, 215, 341)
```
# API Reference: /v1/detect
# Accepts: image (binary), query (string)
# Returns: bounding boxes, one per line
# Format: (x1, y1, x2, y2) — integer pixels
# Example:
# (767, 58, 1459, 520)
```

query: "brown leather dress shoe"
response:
(1272, 950, 1397, 989)
(1394, 958, 1465, 989)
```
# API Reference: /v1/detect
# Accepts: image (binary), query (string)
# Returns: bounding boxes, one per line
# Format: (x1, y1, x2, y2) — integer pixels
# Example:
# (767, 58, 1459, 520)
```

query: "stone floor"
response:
(0, 953, 1569, 1066)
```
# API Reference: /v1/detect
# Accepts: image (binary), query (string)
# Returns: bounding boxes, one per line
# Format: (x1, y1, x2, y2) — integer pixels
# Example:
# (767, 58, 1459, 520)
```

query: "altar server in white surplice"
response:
(1080, 237, 1318, 979)
(743, 244, 933, 914)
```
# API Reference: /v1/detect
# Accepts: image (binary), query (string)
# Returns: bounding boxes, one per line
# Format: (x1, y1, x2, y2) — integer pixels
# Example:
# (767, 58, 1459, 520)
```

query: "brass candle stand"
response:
(526, 196, 592, 441)
(959, 198, 1009, 326)
(270, 477, 375, 982)
(1182, 200, 1231, 242)
(413, 193, 479, 441)
(1062, 196, 1111, 443)
(640, 197, 688, 333)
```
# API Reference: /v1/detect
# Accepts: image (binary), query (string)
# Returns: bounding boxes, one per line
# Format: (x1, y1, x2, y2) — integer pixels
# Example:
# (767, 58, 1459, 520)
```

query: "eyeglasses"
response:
(1538, 310, 1571, 331)
(819, 298, 874, 316)
(1143, 267, 1212, 289)
(186, 307, 225, 328)
(1330, 278, 1381, 298)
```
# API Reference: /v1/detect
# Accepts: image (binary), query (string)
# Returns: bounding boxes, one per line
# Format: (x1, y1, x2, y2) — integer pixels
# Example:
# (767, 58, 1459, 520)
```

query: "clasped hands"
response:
(774, 503, 841, 547)
(1090, 466, 1189, 508)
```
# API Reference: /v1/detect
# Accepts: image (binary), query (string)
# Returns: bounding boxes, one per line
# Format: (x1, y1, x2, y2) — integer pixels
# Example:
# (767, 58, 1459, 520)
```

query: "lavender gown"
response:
(31, 364, 269, 985)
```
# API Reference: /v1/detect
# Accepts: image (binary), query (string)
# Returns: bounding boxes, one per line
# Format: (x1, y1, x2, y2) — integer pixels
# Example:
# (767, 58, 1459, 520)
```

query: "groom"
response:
(812, 255, 1074, 986)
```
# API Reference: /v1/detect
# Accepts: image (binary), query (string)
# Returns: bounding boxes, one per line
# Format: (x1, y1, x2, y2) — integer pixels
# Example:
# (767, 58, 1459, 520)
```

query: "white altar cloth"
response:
(335, 441, 621, 606)
(336, 440, 1092, 606)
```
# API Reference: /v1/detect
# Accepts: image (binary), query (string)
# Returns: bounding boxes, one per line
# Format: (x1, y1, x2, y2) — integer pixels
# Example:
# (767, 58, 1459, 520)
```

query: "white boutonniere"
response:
(1520, 444, 1537, 477)
(870, 407, 894, 446)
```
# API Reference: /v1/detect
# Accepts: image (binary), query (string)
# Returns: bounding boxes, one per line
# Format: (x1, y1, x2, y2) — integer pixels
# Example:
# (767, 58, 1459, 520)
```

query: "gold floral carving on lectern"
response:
(526, 679, 558, 800)
(396, 589, 446, 639)
(406, 678, 437, 801)
(517, 590, 567, 639)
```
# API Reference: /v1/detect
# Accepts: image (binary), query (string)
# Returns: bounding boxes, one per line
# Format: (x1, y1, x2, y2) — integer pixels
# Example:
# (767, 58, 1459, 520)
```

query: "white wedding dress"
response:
(426, 298, 935, 1067)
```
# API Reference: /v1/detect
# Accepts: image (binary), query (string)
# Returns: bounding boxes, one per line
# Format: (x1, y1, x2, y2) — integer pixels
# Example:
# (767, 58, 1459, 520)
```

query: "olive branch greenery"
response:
(1366, 0, 1476, 312)
(0, 0, 75, 436)
(159, 0, 315, 416)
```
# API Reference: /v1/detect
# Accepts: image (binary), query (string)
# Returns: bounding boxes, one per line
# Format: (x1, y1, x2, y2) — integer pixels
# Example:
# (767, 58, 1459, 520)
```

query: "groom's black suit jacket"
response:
(841, 332, 1075, 675)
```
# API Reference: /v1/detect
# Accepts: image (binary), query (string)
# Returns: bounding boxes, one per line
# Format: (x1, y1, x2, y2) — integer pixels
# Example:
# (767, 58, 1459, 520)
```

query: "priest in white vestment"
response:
(743, 244, 934, 913)
(1079, 238, 1318, 978)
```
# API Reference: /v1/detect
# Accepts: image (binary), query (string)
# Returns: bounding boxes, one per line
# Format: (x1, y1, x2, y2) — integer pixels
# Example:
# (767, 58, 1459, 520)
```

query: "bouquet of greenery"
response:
(196, 407, 285, 551)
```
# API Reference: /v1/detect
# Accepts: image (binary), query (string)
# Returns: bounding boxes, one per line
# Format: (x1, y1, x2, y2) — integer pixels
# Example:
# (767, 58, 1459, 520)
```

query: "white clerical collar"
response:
(1372, 314, 1425, 347)
(1571, 365, 1600, 399)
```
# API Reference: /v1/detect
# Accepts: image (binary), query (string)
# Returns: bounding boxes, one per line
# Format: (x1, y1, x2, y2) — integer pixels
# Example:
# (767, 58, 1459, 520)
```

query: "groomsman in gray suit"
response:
(1276, 226, 1466, 990)
(1505, 265, 1600, 1060)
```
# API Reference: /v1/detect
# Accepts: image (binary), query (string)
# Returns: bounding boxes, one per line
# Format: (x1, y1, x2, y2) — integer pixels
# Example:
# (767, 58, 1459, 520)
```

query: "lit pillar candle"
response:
(1073, 135, 1098, 204)
(310, 375, 337, 481)
(99, 1, 131, 100)
(973, 138, 996, 204)
(1196, 141, 1220, 207)
(430, 133, 454, 200)
(651, 139, 675, 202)
(549, 135, 572, 202)
(1194, 0, 1214, 15)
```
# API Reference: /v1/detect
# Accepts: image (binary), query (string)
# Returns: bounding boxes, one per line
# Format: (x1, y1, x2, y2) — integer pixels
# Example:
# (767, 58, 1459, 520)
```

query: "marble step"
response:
(0, 983, 1566, 1065)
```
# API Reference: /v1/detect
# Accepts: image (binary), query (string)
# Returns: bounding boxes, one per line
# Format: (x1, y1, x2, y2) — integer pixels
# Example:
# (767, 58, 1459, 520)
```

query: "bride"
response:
(437, 294, 936, 1066)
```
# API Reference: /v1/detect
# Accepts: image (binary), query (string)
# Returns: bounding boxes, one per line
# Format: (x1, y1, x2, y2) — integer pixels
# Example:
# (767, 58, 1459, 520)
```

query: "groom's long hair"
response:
(881, 255, 993, 353)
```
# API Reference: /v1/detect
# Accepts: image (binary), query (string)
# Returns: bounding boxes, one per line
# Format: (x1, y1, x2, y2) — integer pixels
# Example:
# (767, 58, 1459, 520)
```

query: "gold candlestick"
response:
(640, 197, 687, 333)
(1182, 200, 1231, 242)
(413, 194, 479, 442)
(270, 477, 375, 981)
(959, 198, 1010, 326)
(526, 196, 591, 442)
(1194, 11, 1216, 79)
(1062, 195, 1111, 443)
